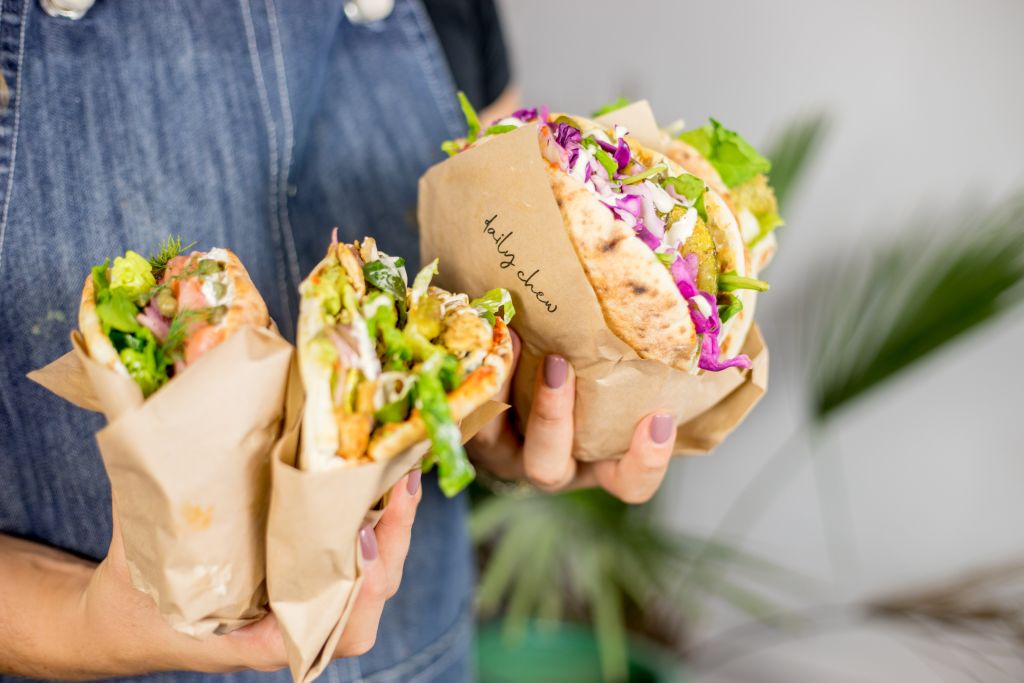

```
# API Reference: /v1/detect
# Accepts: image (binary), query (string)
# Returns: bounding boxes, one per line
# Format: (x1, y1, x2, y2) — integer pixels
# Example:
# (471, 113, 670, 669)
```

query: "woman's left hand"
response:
(467, 330, 677, 503)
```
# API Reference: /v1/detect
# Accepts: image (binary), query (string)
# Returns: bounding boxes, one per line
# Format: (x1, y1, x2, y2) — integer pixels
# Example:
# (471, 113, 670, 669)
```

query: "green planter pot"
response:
(475, 621, 685, 683)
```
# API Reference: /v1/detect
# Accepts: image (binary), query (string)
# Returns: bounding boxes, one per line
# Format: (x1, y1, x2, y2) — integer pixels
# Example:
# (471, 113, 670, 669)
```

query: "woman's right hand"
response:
(4, 471, 422, 678)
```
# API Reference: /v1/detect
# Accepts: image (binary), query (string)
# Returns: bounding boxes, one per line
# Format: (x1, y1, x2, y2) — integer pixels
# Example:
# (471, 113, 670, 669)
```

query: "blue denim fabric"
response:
(0, 1, 472, 681)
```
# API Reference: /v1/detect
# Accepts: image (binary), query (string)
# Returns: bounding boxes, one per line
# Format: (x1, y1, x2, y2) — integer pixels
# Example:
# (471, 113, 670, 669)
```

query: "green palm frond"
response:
(808, 191, 1024, 420)
(764, 112, 829, 211)
(471, 489, 782, 682)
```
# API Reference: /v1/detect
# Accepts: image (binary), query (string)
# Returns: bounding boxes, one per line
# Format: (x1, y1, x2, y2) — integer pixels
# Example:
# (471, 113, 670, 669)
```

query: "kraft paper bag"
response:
(265, 356, 507, 683)
(418, 101, 767, 461)
(29, 325, 293, 636)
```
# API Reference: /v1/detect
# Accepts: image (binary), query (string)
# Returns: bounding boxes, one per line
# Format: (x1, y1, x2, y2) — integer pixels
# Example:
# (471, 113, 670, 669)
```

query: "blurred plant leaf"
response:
(808, 191, 1024, 420)
(764, 112, 829, 211)
(472, 488, 784, 681)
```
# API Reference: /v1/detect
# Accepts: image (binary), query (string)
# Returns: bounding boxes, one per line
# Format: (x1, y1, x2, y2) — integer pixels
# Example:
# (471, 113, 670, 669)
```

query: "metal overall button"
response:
(39, 0, 94, 20)
(343, 0, 394, 25)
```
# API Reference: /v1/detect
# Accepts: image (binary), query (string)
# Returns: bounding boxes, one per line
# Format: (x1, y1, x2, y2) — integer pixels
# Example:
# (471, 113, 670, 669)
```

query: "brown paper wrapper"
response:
(28, 325, 293, 636)
(265, 360, 507, 683)
(418, 102, 768, 461)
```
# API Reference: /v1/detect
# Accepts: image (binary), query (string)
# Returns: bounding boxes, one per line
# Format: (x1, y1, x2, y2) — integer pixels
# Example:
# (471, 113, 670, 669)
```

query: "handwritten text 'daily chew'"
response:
(483, 214, 557, 313)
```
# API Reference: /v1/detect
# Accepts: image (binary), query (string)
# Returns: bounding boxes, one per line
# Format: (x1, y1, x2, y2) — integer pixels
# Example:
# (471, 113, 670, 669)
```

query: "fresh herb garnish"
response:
(147, 235, 195, 278)
(718, 271, 770, 293)
(485, 124, 518, 136)
(457, 91, 481, 143)
(620, 163, 668, 185)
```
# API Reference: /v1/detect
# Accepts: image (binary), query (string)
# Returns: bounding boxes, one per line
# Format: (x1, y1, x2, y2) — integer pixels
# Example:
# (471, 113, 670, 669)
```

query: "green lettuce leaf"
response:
(364, 260, 407, 325)
(441, 139, 461, 157)
(592, 97, 630, 118)
(661, 173, 706, 204)
(411, 259, 438, 307)
(485, 124, 518, 136)
(375, 393, 411, 424)
(679, 118, 771, 188)
(457, 91, 481, 142)
(718, 292, 744, 324)
(469, 288, 515, 325)
(118, 327, 166, 396)
(110, 250, 156, 299)
(416, 355, 474, 497)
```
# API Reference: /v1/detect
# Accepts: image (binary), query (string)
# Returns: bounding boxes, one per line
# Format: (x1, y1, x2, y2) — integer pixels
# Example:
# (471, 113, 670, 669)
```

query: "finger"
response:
(333, 528, 388, 658)
(226, 612, 289, 672)
(373, 471, 422, 597)
(522, 355, 577, 491)
(334, 472, 422, 658)
(591, 413, 675, 504)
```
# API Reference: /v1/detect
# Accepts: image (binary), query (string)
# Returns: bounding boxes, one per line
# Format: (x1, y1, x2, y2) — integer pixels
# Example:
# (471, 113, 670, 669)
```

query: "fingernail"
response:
(407, 469, 422, 496)
(359, 526, 378, 561)
(543, 355, 568, 389)
(650, 413, 674, 445)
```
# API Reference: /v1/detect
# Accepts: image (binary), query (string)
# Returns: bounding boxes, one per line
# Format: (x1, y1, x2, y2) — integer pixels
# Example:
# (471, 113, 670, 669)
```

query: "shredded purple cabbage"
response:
(633, 222, 662, 250)
(526, 110, 750, 372)
(509, 107, 538, 122)
(553, 122, 582, 170)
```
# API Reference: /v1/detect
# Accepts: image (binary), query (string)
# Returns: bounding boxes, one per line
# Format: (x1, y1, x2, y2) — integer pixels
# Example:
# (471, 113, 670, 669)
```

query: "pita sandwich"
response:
(296, 232, 514, 497)
(444, 95, 769, 373)
(79, 239, 269, 396)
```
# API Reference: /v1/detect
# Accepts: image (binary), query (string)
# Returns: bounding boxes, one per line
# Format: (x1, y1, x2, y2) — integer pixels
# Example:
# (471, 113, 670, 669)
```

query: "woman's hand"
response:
(0, 472, 422, 678)
(468, 331, 676, 503)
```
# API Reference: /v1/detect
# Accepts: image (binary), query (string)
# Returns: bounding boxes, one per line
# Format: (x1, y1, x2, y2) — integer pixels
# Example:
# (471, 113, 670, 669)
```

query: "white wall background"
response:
(497, 1, 1024, 679)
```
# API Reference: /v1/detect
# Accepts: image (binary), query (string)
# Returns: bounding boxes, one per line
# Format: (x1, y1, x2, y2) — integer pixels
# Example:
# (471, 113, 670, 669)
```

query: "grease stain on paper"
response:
(192, 564, 232, 597)
(181, 503, 214, 531)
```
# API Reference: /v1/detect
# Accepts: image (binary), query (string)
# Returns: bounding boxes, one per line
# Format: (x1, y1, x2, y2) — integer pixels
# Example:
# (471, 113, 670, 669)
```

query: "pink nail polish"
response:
(359, 526, 378, 561)
(543, 355, 568, 388)
(650, 413, 674, 444)
(407, 469, 422, 495)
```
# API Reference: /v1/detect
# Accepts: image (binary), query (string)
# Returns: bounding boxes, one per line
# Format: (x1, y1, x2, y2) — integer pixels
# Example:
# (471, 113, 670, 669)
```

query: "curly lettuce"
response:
(679, 118, 771, 189)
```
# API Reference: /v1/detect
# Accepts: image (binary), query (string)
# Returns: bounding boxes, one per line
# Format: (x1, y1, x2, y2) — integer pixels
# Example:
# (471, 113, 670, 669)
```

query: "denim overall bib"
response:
(0, 1, 471, 680)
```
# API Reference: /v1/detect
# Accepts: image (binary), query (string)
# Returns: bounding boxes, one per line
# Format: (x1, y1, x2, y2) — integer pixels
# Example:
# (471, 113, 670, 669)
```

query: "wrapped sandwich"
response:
(266, 233, 513, 682)
(79, 238, 269, 395)
(296, 231, 514, 495)
(419, 96, 770, 460)
(30, 236, 291, 636)
(442, 95, 770, 372)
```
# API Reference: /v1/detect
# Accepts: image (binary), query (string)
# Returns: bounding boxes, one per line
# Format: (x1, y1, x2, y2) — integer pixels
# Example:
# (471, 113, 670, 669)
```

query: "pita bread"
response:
(78, 248, 269, 381)
(538, 130, 750, 371)
(297, 241, 514, 470)
(544, 165, 699, 370)
(79, 273, 129, 376)
(460, 115, 755, 371)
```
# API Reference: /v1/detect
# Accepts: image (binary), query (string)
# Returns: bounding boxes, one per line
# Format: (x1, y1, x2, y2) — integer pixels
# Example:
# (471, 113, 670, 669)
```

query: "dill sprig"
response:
(148, 235, 195, 278)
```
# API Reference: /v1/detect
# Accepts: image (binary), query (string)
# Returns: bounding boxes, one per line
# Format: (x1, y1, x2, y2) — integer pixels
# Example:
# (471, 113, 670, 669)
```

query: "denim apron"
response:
(0, 1, 472, 681)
